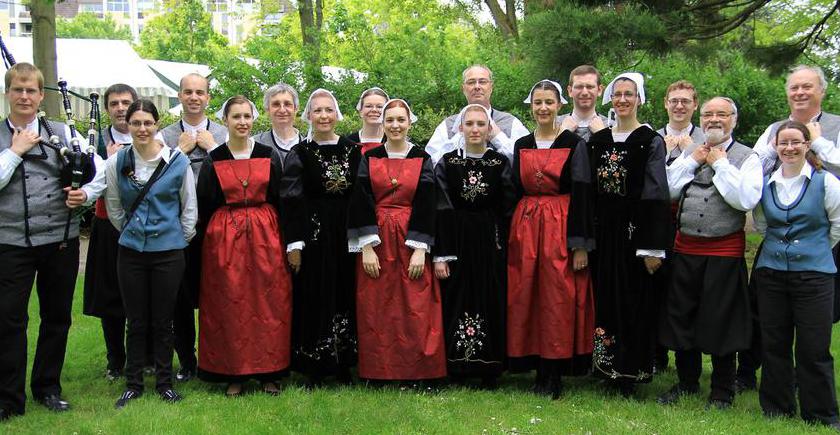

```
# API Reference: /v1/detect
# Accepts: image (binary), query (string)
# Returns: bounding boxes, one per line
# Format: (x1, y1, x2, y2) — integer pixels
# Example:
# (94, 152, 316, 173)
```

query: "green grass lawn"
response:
(4, 233, 838, 434)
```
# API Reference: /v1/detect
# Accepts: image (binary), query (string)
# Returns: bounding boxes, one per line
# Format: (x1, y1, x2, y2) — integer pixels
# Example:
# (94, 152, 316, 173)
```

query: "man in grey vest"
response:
(556, 65, 608, 142)
(737, 64, 840, 393)
(160, 73, 226, 383)
(0, 63, 105, 420)
(657, 97, 763, 410)
(425, 64, 529, 164)
(160, 73, 227, 178)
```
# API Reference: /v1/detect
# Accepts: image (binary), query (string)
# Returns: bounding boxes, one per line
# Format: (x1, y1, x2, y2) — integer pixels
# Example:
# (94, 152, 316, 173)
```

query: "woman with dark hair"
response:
(196, 96, 293, 396)
(348, 98, 446, 383)
(588, 73, 670, 396)
(507, 80, 595, 399)
(434, 104, 516, 389)
(347, 87, 389, 154)
(280, 89, 361, 387)
(753, 120, 840, 429)
(104, 99, 196, 408)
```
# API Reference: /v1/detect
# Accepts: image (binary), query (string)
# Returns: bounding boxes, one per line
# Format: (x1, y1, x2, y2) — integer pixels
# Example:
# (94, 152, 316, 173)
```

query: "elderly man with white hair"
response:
(658, 96, 763, 410)
(425, 64, 529, 164)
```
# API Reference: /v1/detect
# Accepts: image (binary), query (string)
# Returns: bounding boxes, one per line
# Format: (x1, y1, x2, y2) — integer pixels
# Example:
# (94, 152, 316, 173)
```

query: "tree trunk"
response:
(298, 0, 323, 89)
(30, 0, 60, 117)
(484, 0, 518, 39)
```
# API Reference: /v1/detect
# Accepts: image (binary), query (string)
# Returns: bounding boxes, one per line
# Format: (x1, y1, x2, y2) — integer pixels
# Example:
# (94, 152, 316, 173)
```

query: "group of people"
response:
(0, 60, 838, 431)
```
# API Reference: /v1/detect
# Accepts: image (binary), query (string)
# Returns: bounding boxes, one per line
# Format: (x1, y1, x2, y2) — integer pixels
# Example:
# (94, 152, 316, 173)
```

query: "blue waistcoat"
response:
(756, 169, 837, 273)
(116, 146, 189, 252)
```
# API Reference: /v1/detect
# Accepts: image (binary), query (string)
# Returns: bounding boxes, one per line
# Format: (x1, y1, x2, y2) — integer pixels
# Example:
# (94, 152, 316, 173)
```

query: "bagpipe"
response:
(0, 32, 103, 246)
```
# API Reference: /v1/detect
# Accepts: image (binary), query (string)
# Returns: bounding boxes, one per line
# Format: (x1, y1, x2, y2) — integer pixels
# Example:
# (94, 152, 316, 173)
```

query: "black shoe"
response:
(732, 377, 756, 394)
(36, 394, 70, 412)
(175, 368, 195, 382)
(706, 398, 732, 410)
(114, 390, 142, 409)
(159, 389, 183, 403)
(0, 408, 11, 422)
(657, 383, 700, 405)
(105, 368, 123, 382)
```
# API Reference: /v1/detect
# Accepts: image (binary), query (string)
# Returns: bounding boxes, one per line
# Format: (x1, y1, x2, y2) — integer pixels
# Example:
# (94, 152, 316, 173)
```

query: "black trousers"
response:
(675, 350, 736, 401)
(755, 268, 839, 425)
(0, 239, 79, 415)
(100, 317, 155, 371)
(117, 247, 184, 393)
(173, 239, 199, 371)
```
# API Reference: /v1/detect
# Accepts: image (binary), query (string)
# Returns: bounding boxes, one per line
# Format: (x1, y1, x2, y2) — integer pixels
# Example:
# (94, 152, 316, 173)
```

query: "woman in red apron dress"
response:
(507, 80, 595, 399)
(196, 96, 293, 396)
(347, 99, 446, 384)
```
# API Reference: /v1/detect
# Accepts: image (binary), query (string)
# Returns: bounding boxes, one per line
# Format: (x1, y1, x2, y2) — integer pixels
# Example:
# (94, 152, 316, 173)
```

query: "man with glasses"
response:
(658, 97, 762, 410)
(556, 65, 608, 141)
(658, 80, 705, 164)
(425, 64, 529, 164)
(737, 65, 840, 394)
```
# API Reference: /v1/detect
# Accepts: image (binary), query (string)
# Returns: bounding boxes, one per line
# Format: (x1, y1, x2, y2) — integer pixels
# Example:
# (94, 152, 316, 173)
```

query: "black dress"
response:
(279, 136, 361, 380)
(434, 148, 516, 378)
(588, 126, 670, 383)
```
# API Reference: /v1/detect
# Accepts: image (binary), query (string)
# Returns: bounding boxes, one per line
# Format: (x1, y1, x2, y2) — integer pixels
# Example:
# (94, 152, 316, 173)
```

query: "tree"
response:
(30, 0, 60, 117)
(298, 0, 325, 87)
(136, 0, 228, 63)
(57, 12, 132, 40)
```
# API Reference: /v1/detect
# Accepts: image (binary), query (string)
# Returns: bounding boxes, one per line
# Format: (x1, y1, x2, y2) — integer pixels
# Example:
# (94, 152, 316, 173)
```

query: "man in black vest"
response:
(0, 63, 104, 420)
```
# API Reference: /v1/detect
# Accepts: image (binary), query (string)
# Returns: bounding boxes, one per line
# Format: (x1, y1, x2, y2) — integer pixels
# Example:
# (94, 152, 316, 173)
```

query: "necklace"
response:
(532, 137, 555, 182)
(229, 159, 252, 189)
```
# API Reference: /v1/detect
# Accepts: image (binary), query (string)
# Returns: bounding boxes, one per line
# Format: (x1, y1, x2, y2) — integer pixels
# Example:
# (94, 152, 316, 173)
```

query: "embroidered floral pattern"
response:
(294, 312, 357, 362)
(597, 148, 628, 195)
(446, 155, 503, 167)
(310, 213, 321, 241)
(312, 146, 353, 194)
(452, 312, 487, 362)
(461, 170, 489, 201)
(593, 327, 651, 381)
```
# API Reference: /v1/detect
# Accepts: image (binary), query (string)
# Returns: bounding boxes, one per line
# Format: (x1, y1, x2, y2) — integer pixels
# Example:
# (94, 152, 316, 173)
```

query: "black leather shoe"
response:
(657, 383, 700, 405)
(105, 368, 123, 382)
(158, 389, 183, 403)
(114, 390, 142, 409)
(175, 368, 195, 382)
(36, 394, 70, 412)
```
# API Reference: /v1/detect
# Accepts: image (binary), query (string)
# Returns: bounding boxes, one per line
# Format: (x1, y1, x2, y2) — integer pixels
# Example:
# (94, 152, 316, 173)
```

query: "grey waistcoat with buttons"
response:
(0, 118, 73, 247)
(678, 140, 755, 238)
(160, 118, 228, 181)
(656, 124, 706, 165)
(443, 108, 517, 140)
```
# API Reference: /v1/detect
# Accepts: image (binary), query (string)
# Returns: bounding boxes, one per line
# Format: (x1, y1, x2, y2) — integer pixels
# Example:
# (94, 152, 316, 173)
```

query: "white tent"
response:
(0, 37, 175, 118)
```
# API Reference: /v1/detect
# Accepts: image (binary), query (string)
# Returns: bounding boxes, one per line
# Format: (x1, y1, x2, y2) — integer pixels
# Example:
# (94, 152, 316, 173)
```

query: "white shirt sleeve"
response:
(405, 240, 429, 252)
(80, 153, 107, 205)
(823, 173, 840, 248)
(348, 233, 381, 252)
(666, 153, 700, 200)
(179, 165, 197, 242)
(0, 148, 23, 190)
(286, 241, 305, 252)
(710, 153, 763, 211)
(508, 117, 531, 142)
(425, 121, 452, 165)
(433, 256, 457, 262)
(636, 249, 666, 259)
(809, 129, 840, 175)
(753, 125, 776, 171)
(104, 155, 126, 231)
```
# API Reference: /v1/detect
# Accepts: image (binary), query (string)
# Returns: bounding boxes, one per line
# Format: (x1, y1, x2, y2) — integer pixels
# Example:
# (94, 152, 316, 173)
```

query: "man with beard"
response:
(658, 97, 763, 410)
(736, 65, 840, 392)
(160, 73, 227, 383)
(556, 65, 608, 141)
(426, 64, 529, 164)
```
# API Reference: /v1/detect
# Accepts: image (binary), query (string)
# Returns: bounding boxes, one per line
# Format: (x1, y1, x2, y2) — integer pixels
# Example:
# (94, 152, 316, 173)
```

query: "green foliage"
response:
(136, 0, 228, 63)
(56, 12, 132, 40)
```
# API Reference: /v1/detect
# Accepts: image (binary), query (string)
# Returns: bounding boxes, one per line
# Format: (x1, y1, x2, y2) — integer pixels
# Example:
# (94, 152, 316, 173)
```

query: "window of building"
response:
(79, 3, 104, 13)
(207, 0, 227, 12)
(107, 0, 129, 13)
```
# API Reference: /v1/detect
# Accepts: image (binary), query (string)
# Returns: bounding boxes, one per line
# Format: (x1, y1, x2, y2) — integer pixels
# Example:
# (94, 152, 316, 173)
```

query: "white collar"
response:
(571, 110, 598, 127)
(666, 123, 693, 137)
(788, 111, 822, 123)
(183, 117, 208, 131)
(133, 144, 172, 164)
(271, 128, 300, 151)
(110, 126, 132, 144)
(770, 161, 813, 184)
(7, 117, 39, 133)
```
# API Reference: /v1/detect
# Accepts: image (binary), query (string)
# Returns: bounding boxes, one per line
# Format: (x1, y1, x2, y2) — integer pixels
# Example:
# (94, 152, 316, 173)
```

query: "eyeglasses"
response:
(700, 112, 733, 119)
(777, 140, 809, 148)
(129, 120, 156, 128)
(611, 92, 637, 101)
(667, 98, 693, 107)
(464, 79, 491, 87)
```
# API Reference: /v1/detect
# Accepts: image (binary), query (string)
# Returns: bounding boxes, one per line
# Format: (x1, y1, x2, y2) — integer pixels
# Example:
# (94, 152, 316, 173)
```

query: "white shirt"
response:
(753, 162, 840, 247)
(271, 128, 301, 151)
(425, 107, 528, 165)
(535, 140, 554, 150)
(666, 139, 763, 211)
(104, 145, 197, 242)
(754, 112, 840, 176)
(0, 118, 106, 205)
